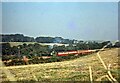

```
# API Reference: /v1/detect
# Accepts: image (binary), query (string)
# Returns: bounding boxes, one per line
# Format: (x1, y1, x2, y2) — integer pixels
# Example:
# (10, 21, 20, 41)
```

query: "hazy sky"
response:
(2, 2, 118, 40)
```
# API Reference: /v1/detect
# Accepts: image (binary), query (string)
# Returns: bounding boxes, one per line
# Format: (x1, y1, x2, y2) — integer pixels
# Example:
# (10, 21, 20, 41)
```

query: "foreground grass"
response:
(1, 48, 120, 82)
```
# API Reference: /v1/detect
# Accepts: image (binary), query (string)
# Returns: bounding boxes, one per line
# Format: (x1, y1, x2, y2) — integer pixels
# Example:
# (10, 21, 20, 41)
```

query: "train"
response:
(56, 50, 97, 56)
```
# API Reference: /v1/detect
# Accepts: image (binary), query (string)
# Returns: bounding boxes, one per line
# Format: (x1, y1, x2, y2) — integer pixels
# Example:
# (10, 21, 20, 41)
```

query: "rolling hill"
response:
(1, 48, 120, 82)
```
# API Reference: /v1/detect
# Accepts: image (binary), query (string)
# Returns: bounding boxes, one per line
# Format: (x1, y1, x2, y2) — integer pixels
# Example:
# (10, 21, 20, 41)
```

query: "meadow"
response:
(1, 48, 120, 82)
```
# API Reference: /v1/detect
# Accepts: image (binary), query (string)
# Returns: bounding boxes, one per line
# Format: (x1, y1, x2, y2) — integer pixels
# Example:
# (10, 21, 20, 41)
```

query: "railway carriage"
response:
(57, 50, 96, 56)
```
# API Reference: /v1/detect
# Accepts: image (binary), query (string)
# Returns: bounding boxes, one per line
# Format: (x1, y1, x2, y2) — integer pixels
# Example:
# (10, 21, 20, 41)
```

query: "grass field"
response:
(0, 42, 69, 47)
(1, 48, 120, 82)
(0, 42, 37, 47)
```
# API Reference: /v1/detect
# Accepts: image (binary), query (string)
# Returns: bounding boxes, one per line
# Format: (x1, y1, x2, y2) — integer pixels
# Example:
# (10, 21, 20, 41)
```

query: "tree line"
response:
(1, 43, 51, 57)
(1, 34, 74, 44)
(1, 40, 120, 56)
(1, 40, 120, 66)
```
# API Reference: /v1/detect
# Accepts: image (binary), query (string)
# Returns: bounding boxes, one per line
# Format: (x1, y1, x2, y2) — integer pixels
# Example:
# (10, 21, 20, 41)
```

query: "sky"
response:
(2, 2, 118, 40)
(0, 2, 2, 34)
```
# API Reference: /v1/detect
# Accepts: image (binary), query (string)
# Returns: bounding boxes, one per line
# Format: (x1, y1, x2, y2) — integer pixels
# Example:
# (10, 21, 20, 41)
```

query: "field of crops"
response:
(1, 48, 120, 82)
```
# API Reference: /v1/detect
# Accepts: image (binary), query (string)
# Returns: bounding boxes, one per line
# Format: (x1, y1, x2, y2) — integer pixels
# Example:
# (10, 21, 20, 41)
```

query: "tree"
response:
(2, 43, 12, 55)
(114, 41, 120, 47)
(11, 46, 19, 55)
(53, 45, 66, 52)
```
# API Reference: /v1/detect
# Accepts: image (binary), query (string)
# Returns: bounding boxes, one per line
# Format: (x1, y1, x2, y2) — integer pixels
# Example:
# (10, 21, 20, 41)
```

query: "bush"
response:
(4, 59, 24, 66)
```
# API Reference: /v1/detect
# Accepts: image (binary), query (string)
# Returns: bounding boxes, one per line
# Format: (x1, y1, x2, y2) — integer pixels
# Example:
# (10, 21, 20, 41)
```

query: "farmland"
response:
(0, 42, 69, 47)
(1, 48, 120, 82)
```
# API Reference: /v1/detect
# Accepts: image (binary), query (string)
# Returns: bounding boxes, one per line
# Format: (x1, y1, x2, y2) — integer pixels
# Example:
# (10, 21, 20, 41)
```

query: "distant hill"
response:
(0, 34, 75, 44)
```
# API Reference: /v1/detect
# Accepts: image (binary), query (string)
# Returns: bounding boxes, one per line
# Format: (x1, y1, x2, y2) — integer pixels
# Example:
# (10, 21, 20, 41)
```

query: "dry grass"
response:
(1, 48, 120, 82)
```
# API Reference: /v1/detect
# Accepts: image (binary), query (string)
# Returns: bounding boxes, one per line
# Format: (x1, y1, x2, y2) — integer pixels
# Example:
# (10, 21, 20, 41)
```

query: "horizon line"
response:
(1, 33, 116, 41)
